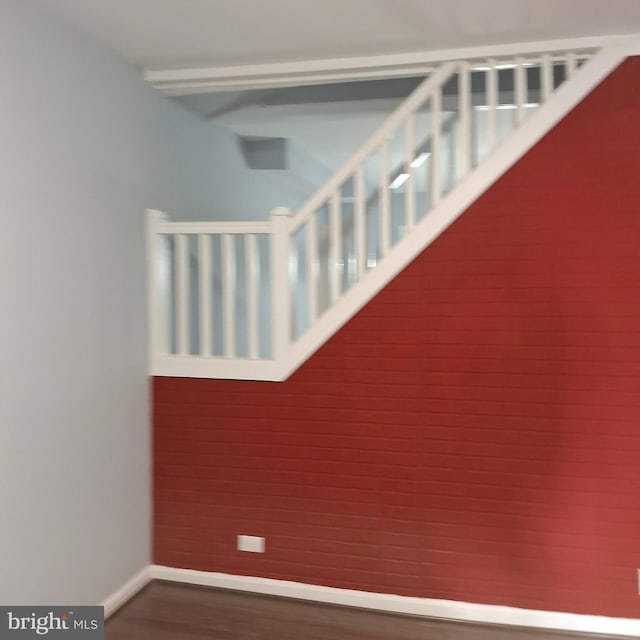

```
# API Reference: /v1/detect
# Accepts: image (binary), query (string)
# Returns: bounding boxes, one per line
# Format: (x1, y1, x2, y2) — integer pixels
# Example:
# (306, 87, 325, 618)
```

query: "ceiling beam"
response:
(143, 34, 638, 95)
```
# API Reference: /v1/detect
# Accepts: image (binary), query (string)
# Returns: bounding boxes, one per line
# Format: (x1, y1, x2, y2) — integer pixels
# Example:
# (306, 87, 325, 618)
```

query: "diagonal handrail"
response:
(288, 61, 458, 233)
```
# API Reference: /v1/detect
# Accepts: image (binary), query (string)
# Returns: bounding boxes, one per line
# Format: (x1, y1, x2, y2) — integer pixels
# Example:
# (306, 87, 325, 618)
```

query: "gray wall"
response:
(0, 0, 298, 606)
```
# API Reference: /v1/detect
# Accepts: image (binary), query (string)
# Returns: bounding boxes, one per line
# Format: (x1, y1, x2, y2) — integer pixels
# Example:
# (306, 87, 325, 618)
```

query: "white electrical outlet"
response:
(237, 535, 265, 553)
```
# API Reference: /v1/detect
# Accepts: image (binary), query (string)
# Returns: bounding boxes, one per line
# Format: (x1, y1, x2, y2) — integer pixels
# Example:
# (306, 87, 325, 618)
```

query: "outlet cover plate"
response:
(237, 535, 265, 553)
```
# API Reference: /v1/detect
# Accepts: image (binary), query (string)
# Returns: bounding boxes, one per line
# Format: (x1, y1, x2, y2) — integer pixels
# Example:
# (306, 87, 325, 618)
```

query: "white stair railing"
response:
(148, 48, 604, 381)
(147, 215, 276, 371)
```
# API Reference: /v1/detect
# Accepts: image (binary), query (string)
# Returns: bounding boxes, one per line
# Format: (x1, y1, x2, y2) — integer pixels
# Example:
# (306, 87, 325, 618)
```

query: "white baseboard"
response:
(149, 565, 640, 636)
(101, 566, 152, 618)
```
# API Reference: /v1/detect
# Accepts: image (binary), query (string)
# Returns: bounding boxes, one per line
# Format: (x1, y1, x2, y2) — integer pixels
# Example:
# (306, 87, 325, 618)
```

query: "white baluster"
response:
(486, 59, 498, 154)
(458, 61, 471, 181)
(405, 115, 415, 230)
(222, 233, 235, 357)
(515, 57, 527, 126)
(330, 191, 341, 302)
(355, 167, 366, 279)
(246, 233, 259, 359)
(175, 233, 189, 355)
(541, 54, 553, 103)
(145, 209, 170, 358)
(307, 214, 318, 323)
(566, 52, 577, 79)
(423, 102, 431, 211)
(379, 143, 391, 256)
(198, 234, 211, 357)
(270, 207, 292, 361)
(431, 87, 441, 207)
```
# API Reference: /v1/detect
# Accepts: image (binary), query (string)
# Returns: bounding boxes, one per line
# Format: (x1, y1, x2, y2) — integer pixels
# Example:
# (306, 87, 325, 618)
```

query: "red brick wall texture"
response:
(154, 58, 640, 618)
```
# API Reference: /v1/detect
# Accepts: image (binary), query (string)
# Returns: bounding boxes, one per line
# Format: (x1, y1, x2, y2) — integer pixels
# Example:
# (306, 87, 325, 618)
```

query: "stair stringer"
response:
(272, 43, 629, 382)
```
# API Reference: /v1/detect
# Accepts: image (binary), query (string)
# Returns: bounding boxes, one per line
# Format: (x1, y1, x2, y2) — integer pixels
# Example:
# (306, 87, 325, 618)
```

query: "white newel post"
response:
(270, 207, 292, 363)
(146, 209, 170, 365)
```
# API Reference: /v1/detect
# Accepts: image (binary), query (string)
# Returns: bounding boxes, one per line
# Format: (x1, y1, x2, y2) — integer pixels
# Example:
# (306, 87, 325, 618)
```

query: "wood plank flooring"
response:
(105, 581, 621, 640)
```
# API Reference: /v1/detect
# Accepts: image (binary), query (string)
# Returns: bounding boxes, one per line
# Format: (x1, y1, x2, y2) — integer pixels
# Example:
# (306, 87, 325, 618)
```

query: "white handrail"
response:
(157, 220, 272, 235)
(286, 51, 594, 236)
(288, 61, 458, 233)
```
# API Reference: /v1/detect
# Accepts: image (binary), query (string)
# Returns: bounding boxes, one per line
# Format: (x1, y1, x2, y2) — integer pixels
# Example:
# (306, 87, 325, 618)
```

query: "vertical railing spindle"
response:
(145, 210, 170, 358)
(431, 86, 441, 207)
(307, 214, 318, 323)
(271, 207, 292, 361)
(405, 115, 416, 230)
(486, 60, 498, 153)
(515, 57, 527, 126)
(566, 52, 577, 79)
(380, 142, 391, 256)
(198, 234, 211, 356)
(330, 191, 341, 303)
(221, 233, 235, 357)
(541, 54, 553, 103)
(458, 61, 471, 182)
(175, 233, 189, 355)
(246, 234, 259, 359)
(355, 167, 366, 279)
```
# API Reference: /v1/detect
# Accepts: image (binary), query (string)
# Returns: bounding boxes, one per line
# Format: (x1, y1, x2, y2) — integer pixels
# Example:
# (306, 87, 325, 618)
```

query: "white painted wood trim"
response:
(273, 42, 629, 382)
(486, 61, 498, 152)
(157, 221, 272, 235)
(289, 62, 457, 234)
(246, 233, 259, 359)
(329, 191, 341, 303)
(566, 52, 578, 78)
(198, 234, 212, 357)
(307, 213, 318, 323)
(458, 61, 471, 179)
(404, 115, 416, 230)
(515, 58, 527, 126)
(430, 86, 441, 207)
(101, 567, 151, 618)
(221, 234, 235, 358)
(145, 210, 169, 361)
(174, 234, 189, 356)
(149, 565, 640, 636)
(151, 355, 279, 380)
(354, 167, 366, 279)
(270, 207, 292, 362)
(379, 140, 391, 255)
(541, 54, 553, 103)
(143, 34, 639, 94)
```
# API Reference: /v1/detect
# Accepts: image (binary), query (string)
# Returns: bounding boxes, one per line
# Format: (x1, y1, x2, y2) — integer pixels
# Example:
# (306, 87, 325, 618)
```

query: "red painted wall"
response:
(154, 59, 640, 618)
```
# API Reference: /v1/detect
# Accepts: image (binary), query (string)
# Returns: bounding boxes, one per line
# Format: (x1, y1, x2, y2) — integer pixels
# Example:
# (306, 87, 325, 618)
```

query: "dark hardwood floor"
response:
(106, 581, 620, 640)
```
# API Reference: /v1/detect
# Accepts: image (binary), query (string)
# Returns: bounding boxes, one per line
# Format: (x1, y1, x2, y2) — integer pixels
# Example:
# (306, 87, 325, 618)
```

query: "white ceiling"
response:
(43, 0, 640, 70)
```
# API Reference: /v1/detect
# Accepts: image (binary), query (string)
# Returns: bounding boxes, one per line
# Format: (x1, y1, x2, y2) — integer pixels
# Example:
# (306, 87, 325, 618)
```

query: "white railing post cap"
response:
(146, 209, 169, 221)
(270, 206, 293, 217)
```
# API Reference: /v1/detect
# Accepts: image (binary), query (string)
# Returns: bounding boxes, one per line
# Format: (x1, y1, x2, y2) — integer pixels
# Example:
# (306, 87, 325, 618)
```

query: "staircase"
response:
(147, 44, 628, 381)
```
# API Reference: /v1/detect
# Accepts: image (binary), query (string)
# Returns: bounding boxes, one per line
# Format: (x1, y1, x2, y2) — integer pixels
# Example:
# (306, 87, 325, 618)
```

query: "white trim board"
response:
(101, 566, 152, 618)
(149, 565, 640, 636)
(144, 34, 640, 95)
